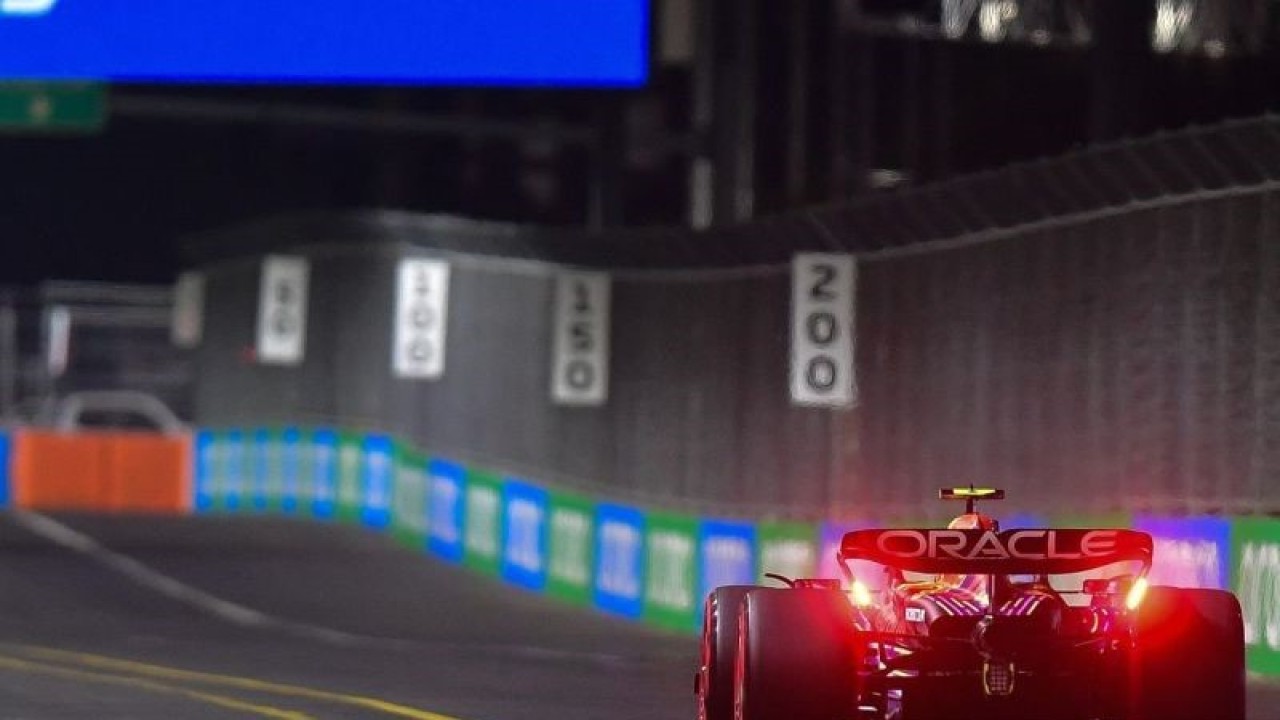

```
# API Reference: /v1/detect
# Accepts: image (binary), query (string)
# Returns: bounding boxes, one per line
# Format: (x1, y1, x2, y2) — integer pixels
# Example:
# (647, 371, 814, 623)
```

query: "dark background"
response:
(1, 0, 1278, 285)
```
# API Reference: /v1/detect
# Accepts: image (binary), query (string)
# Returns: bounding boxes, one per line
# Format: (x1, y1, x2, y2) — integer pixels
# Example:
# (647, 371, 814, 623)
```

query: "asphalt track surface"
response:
(0, 513, 692, 719)
(0, 513, 1273, 720)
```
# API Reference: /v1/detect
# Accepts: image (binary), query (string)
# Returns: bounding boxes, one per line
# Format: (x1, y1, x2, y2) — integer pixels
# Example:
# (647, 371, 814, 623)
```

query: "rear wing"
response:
(839, 528, 1152, 575)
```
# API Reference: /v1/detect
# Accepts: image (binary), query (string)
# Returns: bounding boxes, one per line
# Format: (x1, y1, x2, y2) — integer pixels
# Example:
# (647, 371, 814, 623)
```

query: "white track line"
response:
(10, 512, 632, 665)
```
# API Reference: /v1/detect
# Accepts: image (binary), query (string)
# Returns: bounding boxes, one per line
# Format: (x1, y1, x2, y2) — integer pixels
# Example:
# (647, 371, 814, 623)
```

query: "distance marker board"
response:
(790, 253, 857, 408)
(392, 258, 450, 380)
(550, 272, 611, 406)
(256, 255, 309, 366)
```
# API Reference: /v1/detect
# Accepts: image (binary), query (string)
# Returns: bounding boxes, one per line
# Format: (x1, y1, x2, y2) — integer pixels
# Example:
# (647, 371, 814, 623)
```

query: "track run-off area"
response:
(0, 512, 1275, 719)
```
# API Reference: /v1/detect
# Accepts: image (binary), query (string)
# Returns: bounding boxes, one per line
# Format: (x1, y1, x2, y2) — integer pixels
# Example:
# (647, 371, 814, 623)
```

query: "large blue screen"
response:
(0, 1, 649, 86)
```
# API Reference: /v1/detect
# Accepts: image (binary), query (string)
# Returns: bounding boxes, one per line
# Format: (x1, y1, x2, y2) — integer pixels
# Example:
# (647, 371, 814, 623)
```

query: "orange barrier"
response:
(12, 431, 192, 514)
(105, 434, 193, 513)
(11, 432, 111, 511)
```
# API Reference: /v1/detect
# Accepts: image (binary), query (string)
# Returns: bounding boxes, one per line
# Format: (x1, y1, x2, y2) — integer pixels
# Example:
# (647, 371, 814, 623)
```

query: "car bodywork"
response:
(837, 525, 1153, 718)
(700, 488, 1245, 720)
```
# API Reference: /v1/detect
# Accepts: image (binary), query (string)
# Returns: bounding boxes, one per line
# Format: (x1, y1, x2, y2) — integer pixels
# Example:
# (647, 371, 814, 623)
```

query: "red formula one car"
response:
(696, 488, 1245, 720)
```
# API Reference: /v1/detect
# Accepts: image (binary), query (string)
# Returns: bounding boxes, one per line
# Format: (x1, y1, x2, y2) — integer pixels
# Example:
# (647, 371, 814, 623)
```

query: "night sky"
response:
(1, 25, 1277, 286)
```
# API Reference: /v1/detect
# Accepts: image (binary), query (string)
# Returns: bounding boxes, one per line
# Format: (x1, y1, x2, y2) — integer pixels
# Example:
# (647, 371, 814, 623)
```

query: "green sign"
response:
(757, 522, 819, 584)
(546, 491, 596, 605)
(222, 430, 251, 512)
(1233, 517, 1280, 675)
(0, 82, 105, 133)
(336, 432, 364, 523)
(293, 429, 313, 510)
(463, 470, 503, 575)
(203, 431, 225, 511)
(392, 447, 429, 549)
(264, 429, 285, 511)
(643, 511, 699, 632)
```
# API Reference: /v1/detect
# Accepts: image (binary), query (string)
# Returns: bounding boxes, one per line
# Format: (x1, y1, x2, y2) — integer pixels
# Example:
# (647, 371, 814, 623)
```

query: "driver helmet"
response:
(947, 513, 999, 532)
(939, 513, 1000, 593)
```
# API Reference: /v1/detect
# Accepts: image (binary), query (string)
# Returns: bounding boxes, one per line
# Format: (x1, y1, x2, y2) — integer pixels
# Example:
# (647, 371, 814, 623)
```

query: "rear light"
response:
(848, 579, 874, 608)
(1125, 577, 1149, 611)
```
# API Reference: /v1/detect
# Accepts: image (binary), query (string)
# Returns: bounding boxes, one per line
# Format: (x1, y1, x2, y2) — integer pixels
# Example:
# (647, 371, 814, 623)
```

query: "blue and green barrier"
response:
(191, 428, 1280, 676)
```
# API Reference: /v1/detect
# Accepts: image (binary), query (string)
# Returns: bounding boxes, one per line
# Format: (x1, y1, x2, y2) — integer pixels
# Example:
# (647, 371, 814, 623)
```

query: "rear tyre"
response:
(1131, 586, 1245, 720)
(734, 588, 859, 720)
(697, 586, 753, 720)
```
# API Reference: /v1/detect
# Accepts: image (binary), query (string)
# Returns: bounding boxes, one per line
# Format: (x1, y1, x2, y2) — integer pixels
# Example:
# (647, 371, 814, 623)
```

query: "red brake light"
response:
(848, 579, 874, 608)
(1125, 577, 1149, 611)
